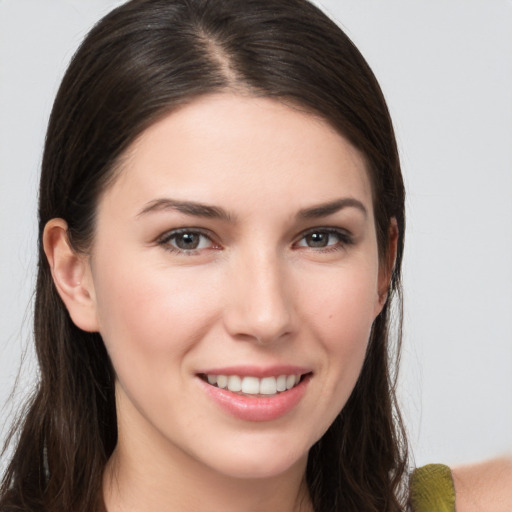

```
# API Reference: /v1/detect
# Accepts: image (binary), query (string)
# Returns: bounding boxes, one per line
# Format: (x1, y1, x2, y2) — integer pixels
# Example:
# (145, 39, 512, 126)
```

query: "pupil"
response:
(177, 233, 199, 249)
(308, 232, 327, 247)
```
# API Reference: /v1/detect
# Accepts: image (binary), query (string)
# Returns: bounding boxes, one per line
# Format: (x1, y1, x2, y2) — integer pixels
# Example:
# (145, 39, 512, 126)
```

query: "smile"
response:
(202, 374, 303, 396)
(198, 370, 312, 422)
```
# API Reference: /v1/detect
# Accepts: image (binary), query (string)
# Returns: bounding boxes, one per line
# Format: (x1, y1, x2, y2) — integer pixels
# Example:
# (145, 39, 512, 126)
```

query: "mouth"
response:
(198, 373, 311, 397)
(197, 369, 312, 421)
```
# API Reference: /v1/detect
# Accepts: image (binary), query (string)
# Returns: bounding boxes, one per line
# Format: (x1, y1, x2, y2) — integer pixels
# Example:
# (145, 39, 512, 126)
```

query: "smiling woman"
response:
(0, 1, 407, 511)
(55, 94, 386, 487)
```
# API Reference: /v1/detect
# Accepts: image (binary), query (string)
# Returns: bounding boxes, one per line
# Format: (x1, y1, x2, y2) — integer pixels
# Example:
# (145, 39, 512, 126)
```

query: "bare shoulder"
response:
(452, 456, 512, 512)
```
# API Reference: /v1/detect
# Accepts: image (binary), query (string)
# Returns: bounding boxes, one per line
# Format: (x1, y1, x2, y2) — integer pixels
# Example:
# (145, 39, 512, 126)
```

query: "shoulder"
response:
(452, 456, 512, 512)
(409, 463, 455, 512)
(410, 458, 512, 512)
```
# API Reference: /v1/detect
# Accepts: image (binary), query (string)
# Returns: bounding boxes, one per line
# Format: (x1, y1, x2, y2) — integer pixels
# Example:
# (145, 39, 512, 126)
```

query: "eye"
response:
(158, 229, 216, 253)
(295, 228, 353, 250)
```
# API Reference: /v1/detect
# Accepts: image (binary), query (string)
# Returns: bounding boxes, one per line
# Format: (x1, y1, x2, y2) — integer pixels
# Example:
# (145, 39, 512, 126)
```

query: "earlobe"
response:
(43, 219, 99, 332)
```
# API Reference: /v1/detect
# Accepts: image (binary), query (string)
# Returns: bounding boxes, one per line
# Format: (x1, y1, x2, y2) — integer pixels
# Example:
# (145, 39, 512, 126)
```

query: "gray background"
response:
(1, 0, 511, 468)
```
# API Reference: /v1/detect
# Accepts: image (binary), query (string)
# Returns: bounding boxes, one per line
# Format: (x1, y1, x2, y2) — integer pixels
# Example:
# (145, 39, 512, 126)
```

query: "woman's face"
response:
(86, 93, 387, 480)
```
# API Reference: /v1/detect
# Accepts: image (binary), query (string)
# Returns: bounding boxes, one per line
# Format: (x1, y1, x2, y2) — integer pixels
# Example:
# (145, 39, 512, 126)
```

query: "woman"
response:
(0, 0, 449, 510)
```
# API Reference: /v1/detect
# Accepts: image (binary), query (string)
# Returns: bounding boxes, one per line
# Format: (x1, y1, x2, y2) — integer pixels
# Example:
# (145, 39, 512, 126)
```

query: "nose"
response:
(223, 249, 294, 345)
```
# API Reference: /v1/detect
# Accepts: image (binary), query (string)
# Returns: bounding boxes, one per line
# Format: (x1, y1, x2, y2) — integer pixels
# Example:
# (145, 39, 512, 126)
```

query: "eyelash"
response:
(293, 227, 354, 253)
(157, 228, 218, 255)
(156, 227, 354, 255)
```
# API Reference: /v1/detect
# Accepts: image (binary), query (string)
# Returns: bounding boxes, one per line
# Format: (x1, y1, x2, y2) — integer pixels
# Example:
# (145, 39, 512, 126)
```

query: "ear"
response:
(375, 218, 399, 315)
(43, 218, 99, 332)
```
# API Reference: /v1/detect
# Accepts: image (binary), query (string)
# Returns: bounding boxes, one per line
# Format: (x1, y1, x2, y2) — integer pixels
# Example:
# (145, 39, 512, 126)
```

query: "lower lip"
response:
(199, 375, 310, 422)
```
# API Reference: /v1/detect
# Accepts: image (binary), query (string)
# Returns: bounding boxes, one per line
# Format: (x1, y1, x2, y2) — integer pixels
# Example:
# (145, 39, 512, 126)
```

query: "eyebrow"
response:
(297, 198, 368, 219)
(137, 198, 234, 222)
(137, 196, 367, 222)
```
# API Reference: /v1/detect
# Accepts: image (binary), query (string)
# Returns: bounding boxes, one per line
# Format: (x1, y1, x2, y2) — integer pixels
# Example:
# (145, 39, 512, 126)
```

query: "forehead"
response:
(102, 93, 373, 218)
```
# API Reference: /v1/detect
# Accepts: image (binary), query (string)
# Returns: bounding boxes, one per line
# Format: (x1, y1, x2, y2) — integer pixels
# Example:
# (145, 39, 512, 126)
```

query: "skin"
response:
(453, 457, 512, 512)
(44, 93, 394, 512)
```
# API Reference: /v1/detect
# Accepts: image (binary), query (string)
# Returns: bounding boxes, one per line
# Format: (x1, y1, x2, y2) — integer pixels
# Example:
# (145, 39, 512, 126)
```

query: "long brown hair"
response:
(0, 1, 407, 510)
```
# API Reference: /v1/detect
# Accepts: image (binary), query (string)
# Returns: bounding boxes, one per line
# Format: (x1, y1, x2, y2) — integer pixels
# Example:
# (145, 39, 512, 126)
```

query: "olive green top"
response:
(410, 464, 456, 512)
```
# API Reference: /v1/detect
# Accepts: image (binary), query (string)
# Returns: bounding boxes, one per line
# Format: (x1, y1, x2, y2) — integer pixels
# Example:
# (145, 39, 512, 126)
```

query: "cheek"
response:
(91, 258, 220, 373)
(299, 263, 379, 407)
(302, 261, 380, 342)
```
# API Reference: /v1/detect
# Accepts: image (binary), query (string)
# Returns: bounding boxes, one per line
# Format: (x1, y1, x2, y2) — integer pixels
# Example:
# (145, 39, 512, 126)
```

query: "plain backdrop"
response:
(1, 0, 511, 468)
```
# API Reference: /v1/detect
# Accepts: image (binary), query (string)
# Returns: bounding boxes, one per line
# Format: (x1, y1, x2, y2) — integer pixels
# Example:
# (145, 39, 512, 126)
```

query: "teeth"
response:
(217, 375, 228, 389)
(241, 376, 259, 394)
(205, 374, 303, 395)
(260, 377, 277, 395)
(276, 375, 287, 392)
(286, 375, 296, 390)
(227, 375, 242, 392)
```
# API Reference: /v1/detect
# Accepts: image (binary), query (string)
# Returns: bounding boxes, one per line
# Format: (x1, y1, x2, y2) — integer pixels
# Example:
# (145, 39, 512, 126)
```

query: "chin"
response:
(201, 441, 310, 481)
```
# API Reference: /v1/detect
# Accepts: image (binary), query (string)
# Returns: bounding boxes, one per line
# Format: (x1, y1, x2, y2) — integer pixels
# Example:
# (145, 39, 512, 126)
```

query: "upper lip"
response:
(196, 365, 311, 378)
